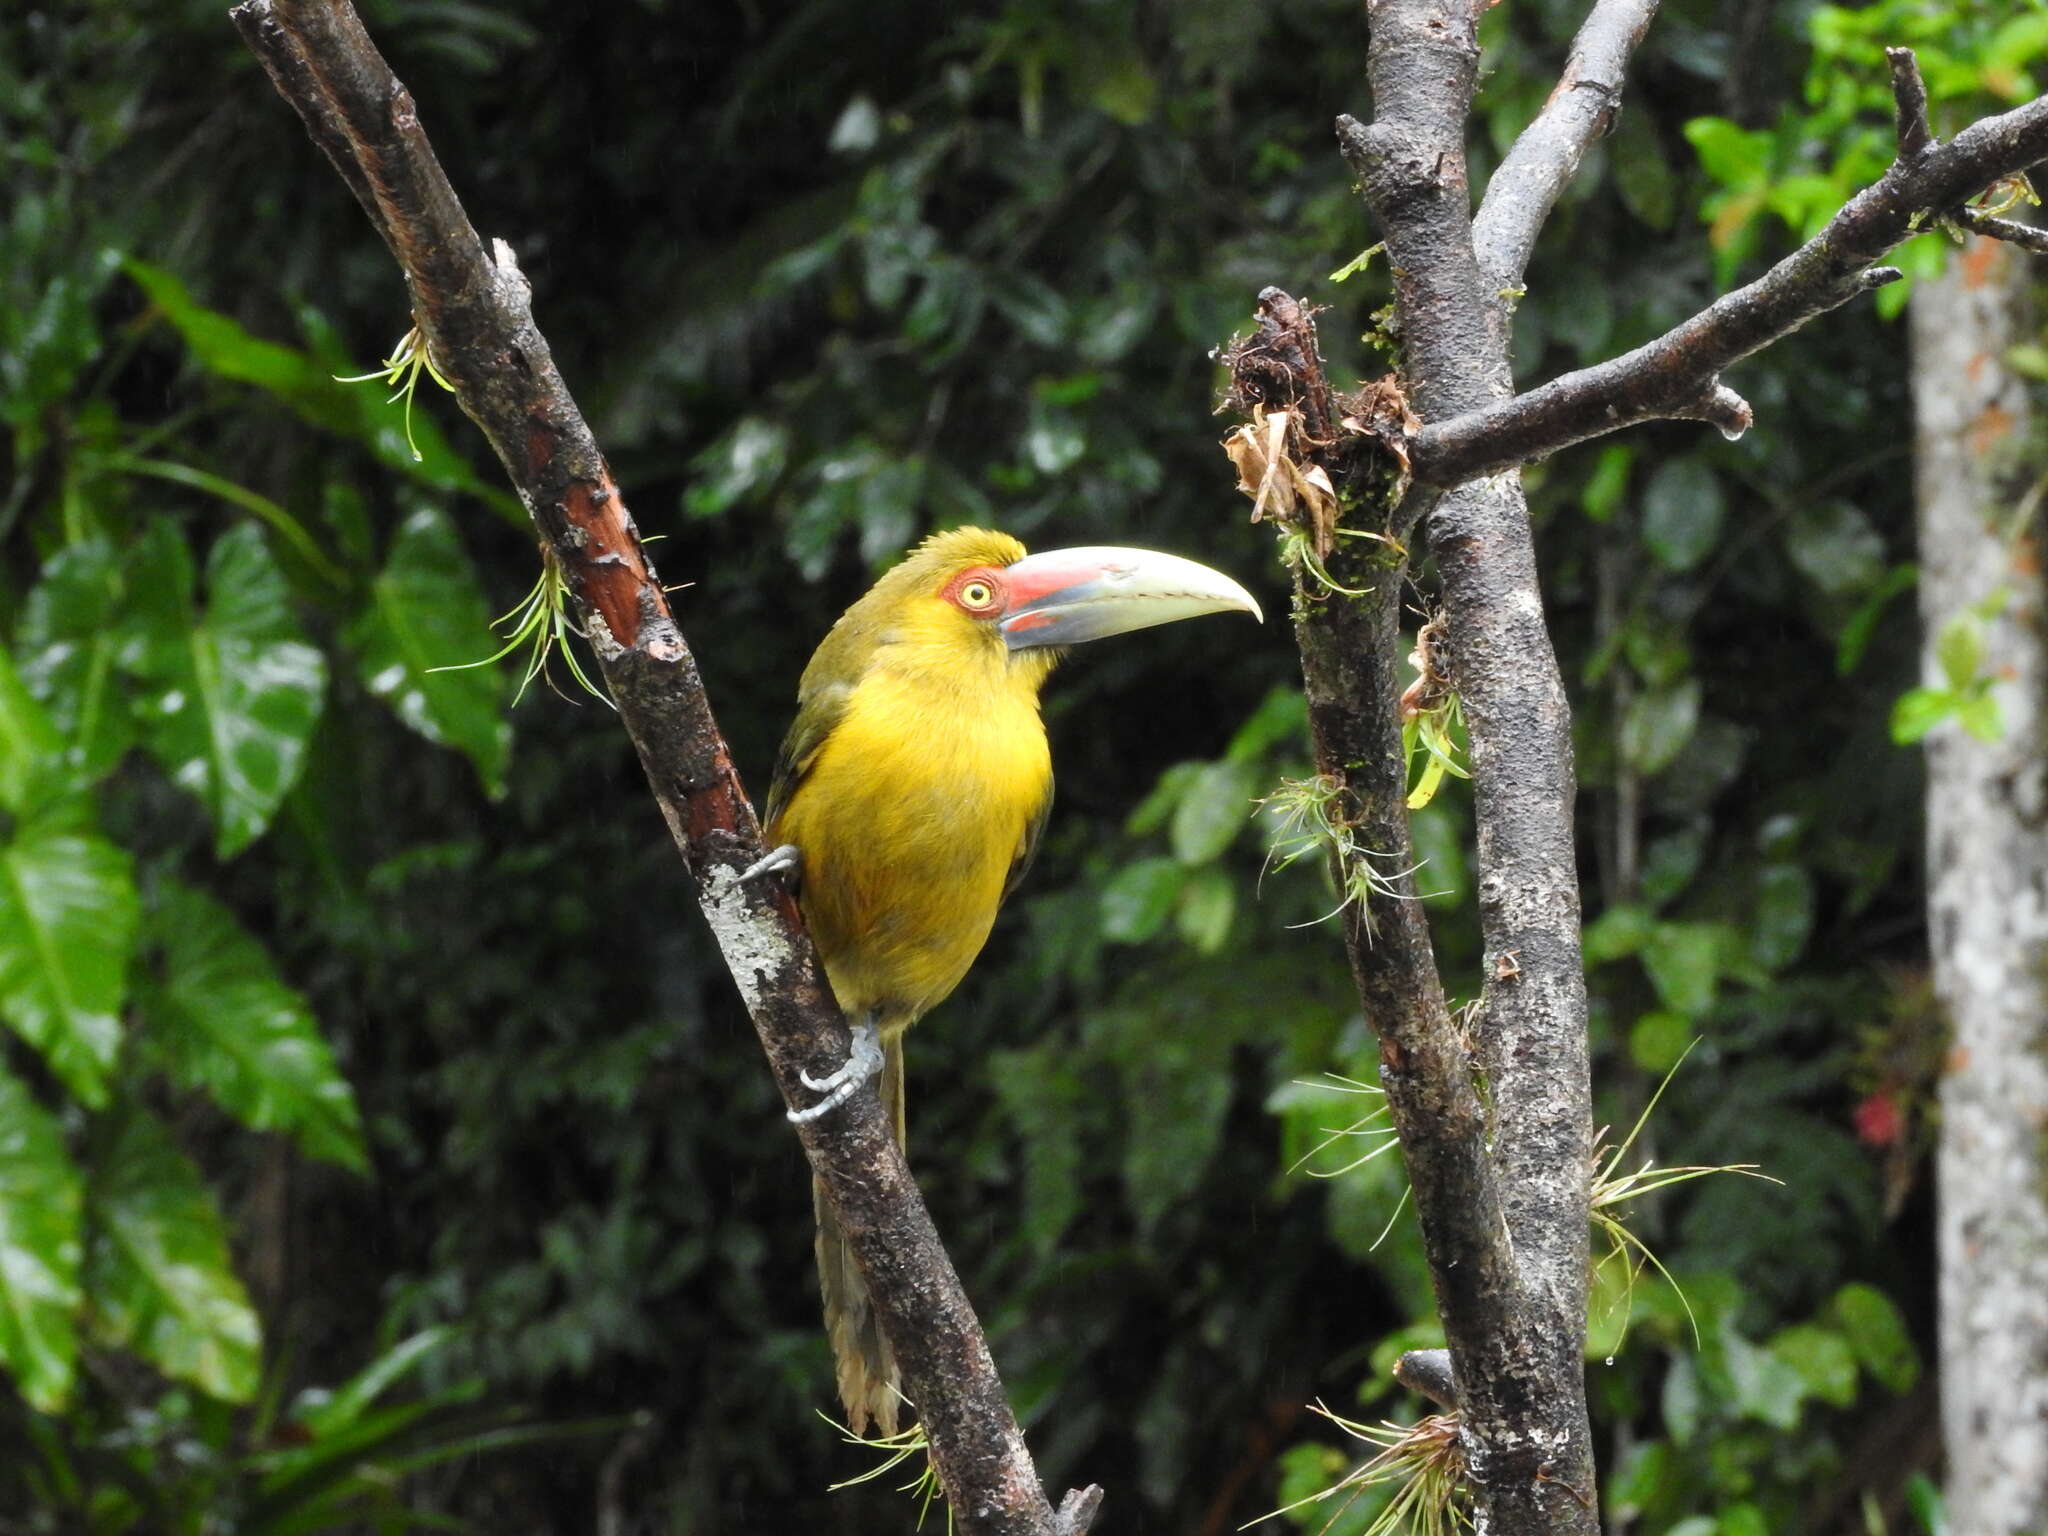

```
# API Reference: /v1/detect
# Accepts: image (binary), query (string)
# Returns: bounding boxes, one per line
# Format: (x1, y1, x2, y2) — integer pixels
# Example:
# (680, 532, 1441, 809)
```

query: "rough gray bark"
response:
(227, 4, 1099, 1531)
(1912, 234, 2048, 1536)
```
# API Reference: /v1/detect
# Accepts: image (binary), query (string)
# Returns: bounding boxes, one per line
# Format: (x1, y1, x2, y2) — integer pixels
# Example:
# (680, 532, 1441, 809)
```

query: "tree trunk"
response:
(1911, 234, 2048, 1536)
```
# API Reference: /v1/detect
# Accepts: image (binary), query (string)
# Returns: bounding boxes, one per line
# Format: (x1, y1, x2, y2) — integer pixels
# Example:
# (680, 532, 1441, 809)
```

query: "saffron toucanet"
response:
(754, 526, 1260, 1434)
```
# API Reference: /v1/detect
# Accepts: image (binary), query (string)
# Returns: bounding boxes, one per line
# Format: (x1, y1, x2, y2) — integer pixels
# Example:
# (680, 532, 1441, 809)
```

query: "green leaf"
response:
(1620, 680, 1702, 775)
(1175, 866, 1236, 954)
(1905, 1473, 1948, 1536)
(1957, 690, 2004, 742)
(1641, 921, 1725, 1017)
(345, 507, 511, 797)
(1890, 686, 1956, 744)
(84, 1111, 261, 1402)
(1628, 1010, 1692, 1075)
(1125, 761, 1202, 837)
(1115, 1021, 1232, 1235)
(1833, 1282, 1918, 1394)
(1724, 1329, 1807, 1428)
(1684, 118, 1773, 189)
(1099, 858, 1183, 944)
(126, 520, 327, 858)
(1641, 459, 1725, 573)
(1169, 760, 1257, 865)
(1769, 1323, 1858, 1408)
(16, 541, 135, 784)
(1612, 105, 1676, 230)
(1836, 563, 1918, 676)
(0, 815, 137, 1106)
(1583, 903, 1655, 965)
(1718, 1504, 1771, 1536)
(126, 259, 490, 499)
(0, 1066, 84, 1412)
(1582, 444, 1634, 523)
(990, 1041, 1085, 1258)
(1662, 1352, 1703, 1444)
(0, 642, 66, 813)
(1936, 613, 1984, 691)
(140, 881, 367, 1173)
(1751, 864, 1814, 971)
(1786, 500, 1886, 596)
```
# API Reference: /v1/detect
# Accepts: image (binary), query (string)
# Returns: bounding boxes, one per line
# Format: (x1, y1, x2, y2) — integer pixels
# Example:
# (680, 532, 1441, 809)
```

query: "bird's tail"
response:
(814, 1028, 906, 1436)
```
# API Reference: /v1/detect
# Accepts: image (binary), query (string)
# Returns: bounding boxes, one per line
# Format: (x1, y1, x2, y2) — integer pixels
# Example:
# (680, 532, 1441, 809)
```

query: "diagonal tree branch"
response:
(227, 3, 1096, 1531)
(1414, 74, 2048, 486)
(1472, 0, 1663, 290)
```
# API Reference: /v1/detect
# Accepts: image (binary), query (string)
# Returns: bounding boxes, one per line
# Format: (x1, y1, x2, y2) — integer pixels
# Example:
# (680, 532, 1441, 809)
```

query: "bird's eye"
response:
(961, 581, 993, 607)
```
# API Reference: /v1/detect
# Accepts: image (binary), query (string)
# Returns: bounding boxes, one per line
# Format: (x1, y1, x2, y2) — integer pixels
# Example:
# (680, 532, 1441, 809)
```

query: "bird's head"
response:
(873, 527, 1262, 662)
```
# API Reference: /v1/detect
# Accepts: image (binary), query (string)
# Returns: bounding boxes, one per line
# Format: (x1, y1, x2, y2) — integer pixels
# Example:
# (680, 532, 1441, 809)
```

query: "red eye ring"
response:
(943, 567, 1006, 615)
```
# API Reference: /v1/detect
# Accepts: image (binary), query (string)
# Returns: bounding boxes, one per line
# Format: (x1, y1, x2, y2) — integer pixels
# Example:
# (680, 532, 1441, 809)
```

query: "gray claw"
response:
(741, 843, 803, 883)
(787, 1019, 884, 1123)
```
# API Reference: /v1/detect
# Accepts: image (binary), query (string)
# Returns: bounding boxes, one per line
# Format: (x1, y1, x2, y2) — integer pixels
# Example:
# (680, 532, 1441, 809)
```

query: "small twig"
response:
(1952, 208, 2048, 254)
(1393, 1348, 1462, 1412)
(1887, 46, 1934, 163)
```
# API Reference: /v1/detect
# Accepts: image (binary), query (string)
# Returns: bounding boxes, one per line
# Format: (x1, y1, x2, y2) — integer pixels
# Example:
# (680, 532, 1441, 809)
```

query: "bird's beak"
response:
(998, 546, 1263, 651)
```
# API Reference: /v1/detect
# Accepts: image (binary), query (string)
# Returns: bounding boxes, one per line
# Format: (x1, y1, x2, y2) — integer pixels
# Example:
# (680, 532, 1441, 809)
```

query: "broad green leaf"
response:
(1612, 104, 1675, 230)
(1621, 680, 1702, 775)
(1718, 1504, 1771, 1536)
(1582, 443, 1634, 523)
(1786, 500, 1885, 596)
(0, 1067, 84, 1411)
(125, 258, 488, 498)
(1174, 866, 1235, 954)
(1583, 902, 1654, 965)
(1936, 612, 1985, 691)
(1890, 685, 1956, 744)
(1833, 1281, 1919, 1394)
(1124, 761, 1202, 837)
(1957, 690, 2004, 742)
(1224, 685, 1308, 762)
(989, 1041, 1086, 1258)
(126, 519, 327, 858)
(1628, 1010, 1692, 1074)
(84, 1111, 261, 1402)
(1115, 1020, 1232, 1235)
(1641, 921, 1724, 1017)
(345, 507, 511, 797)
(0, 642, 65, 812)
(1751, 863, 1815, 971)
(1099, 857, 1183, 944)
(1769, 1322, 1858, 1408)
(140, 881, 367, 1172)
(1169, 760, 1257, 865)
(0, 817, 137, 1105)
(1684, 118, 1772, 190)
(1723, 1329, 1807, 1429)
(1641, 459, 1725, 573)
(15, 541, 135, 784)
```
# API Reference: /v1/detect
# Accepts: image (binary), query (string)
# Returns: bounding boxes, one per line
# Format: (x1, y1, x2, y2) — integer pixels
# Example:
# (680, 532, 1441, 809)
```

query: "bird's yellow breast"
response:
(773, 651, 1052, 1032)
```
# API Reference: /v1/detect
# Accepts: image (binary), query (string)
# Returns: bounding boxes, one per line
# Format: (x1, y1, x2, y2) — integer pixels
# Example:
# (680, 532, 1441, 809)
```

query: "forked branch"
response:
(227, 2, 1094, 1530)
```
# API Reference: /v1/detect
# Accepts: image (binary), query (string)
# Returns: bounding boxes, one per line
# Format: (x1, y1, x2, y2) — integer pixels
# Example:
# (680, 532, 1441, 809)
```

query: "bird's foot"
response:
(788, 1019, 884, 1123)
(741, 843, 803, 883)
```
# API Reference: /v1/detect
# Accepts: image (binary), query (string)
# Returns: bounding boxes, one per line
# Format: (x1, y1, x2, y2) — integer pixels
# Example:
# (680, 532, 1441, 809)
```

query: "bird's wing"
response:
(763, 679, 853, 832)
(1001, 774, 1054, 905)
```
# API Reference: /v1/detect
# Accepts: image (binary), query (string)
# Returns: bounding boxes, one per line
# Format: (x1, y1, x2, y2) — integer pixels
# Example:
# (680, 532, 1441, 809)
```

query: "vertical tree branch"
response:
(1342, 2, 1599, 1529)
(227, 3, 1094, 1530)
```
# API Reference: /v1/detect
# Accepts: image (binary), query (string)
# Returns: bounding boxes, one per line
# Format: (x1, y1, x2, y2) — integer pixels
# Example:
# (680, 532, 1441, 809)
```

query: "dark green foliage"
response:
(0, 0, 2007, 1529)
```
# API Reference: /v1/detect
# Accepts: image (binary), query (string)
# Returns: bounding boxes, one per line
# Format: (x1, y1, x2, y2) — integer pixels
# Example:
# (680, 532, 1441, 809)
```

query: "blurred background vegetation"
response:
(1, 0, 2039, 1530)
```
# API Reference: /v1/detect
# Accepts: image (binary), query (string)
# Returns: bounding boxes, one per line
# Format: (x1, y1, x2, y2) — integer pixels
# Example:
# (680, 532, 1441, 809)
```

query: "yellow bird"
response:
(756, 526, 1260, 1434)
